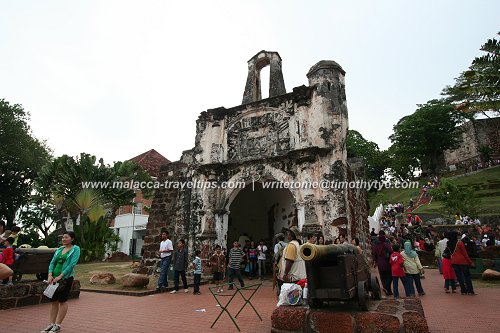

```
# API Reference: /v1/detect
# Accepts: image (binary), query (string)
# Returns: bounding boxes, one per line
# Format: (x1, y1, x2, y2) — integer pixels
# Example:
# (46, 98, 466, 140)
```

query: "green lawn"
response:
(368, 166, 500, 217)
(74, 261, 150, 290)
(24, 261, 159, 291)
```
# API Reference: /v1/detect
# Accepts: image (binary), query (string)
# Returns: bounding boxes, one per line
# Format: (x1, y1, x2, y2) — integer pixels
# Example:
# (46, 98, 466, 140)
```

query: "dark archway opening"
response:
(227, 182, 296, 254)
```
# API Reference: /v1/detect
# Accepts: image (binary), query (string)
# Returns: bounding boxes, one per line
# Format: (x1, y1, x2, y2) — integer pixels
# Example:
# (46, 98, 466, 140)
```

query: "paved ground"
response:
(3, 270, 500, 332)
(414, 269, 500, 333)
(4, 280, 276, 333)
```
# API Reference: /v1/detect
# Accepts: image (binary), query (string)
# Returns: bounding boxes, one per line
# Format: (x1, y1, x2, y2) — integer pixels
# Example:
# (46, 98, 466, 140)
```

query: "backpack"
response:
(274, 241, 286, 263)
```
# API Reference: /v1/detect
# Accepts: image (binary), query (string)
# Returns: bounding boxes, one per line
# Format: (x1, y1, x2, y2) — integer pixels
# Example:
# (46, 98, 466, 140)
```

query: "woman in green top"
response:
(41, 231, 81, 333)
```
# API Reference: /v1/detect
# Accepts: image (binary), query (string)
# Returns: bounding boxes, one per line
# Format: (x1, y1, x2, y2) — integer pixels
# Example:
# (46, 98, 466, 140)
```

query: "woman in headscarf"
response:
(448, 231, 476, 295)
(373, 232, 393, 296)
(401, 239, 425, 296)
(441, 232, 457, 293)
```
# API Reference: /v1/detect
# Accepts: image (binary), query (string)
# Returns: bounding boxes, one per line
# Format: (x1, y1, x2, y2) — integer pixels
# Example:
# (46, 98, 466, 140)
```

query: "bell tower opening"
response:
(242, 50, 286, 104)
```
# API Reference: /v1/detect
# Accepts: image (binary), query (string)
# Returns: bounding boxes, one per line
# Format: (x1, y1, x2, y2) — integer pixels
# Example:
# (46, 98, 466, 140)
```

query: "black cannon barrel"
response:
(16, 248, 58, 254)
(299, 243, 358, 261)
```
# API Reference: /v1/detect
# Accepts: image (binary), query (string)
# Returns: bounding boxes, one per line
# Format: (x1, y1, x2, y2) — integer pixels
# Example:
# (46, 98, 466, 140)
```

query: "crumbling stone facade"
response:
(444, 117, 500, 170)
(142, 51, 369, 268)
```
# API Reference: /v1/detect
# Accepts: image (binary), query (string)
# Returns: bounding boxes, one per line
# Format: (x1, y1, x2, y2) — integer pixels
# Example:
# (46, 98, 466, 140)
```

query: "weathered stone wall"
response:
(0, 280, 80, 310)
(444, 117, 500, 169)
(142, 52, 369, 270)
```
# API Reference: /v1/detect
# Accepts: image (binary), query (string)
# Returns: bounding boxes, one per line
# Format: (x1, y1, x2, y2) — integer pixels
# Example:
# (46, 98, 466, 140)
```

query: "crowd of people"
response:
(2, 211, 498, 331)
(458, 158, 500, 175)
(153, 226, 363, 298)
(371, 201, 500, 300)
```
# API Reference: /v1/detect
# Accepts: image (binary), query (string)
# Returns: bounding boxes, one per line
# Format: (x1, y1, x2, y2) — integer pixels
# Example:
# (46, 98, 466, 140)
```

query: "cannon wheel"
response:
(13, 270, 22, 282)
(357, 281, 369, 311)
(36, 273, 49, 281)
(370, 276, 382, 300)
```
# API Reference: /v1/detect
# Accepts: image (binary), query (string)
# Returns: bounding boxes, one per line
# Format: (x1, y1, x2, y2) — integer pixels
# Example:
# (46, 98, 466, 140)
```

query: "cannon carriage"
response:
(0, 248, 57, 282)
(299, 243, 381, 310)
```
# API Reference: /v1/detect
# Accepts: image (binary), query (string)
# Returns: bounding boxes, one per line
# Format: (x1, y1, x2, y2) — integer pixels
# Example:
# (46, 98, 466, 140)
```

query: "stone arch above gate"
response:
(222, 164, 300, 212)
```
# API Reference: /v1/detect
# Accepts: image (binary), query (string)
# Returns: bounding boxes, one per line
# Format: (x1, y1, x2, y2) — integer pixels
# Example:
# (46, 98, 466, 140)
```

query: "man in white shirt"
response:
(389, 225, 396, 235)
(437, 234, 448, 274)
(157, 230, 173, 290)
(257, 240, 268, 279)
(481, 235, 489, 248)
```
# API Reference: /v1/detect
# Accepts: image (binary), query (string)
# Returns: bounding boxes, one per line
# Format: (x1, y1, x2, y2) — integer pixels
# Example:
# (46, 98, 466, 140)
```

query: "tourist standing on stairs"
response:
(170, 239, 189, 294)
(156, 230, 173, 290)
(373, 231, 393, 296)
(41, 231, 80, 333)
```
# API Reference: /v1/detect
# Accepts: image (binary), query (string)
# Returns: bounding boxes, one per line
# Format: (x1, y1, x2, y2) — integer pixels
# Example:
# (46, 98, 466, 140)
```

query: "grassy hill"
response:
(368, 166, 500, 217)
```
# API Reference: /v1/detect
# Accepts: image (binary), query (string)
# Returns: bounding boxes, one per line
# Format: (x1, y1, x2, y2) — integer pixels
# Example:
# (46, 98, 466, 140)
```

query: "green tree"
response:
(346, 130, 388, 182)
(18, 198, 58, 239)
(443, 33, 500, 117)
(385, 143, 420, 180)
(35, 153, 152, 261)
(478, 145, 492, 163)
(0, 99, 51, 228)
(389, 100, 470, 176)
(431, 179, 480, 217)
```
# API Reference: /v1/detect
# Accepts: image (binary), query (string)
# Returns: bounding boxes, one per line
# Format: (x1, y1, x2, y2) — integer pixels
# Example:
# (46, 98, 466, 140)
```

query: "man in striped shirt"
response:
(192, 250, 202, 295)
(228, 241, 245, 290)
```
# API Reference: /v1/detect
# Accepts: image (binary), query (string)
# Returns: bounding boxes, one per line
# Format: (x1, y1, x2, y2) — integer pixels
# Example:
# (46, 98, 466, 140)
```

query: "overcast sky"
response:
(1, 1, 498, 163)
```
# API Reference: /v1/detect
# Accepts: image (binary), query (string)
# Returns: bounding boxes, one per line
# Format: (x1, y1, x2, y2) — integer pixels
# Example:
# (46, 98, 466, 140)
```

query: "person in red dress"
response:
(441, 232, 457, 293)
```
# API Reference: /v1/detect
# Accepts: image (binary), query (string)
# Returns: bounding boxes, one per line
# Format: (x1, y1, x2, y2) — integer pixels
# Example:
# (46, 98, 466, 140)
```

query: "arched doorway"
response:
(226, 182, 296, 250)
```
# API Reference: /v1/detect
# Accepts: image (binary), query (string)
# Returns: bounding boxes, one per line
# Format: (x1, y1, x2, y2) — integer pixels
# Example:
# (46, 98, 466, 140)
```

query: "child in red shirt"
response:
(390, 244, 410, 298)
(1, 237, 15, 285)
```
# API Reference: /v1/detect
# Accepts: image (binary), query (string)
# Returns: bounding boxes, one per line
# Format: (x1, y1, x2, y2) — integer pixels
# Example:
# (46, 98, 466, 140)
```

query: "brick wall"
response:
(0, 280, 80, 310)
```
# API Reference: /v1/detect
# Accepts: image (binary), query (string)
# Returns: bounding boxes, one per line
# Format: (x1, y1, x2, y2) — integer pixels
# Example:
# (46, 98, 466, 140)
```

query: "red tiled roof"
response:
(128, 149, 170, 177)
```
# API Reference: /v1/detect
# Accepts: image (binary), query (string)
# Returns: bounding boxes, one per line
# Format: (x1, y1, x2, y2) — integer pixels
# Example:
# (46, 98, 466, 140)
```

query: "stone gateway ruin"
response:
(142, 51, 369, 267)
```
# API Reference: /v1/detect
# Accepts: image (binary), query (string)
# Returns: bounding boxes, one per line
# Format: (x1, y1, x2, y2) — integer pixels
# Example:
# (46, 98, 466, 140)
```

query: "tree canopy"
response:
(389, 100, 471, 177)
(431, 179, 480, 217)
(33, 153, 153, 260)
(0, 99, 51, 228)
(346, 130, 387, 182)
(442, 33, 500, 116)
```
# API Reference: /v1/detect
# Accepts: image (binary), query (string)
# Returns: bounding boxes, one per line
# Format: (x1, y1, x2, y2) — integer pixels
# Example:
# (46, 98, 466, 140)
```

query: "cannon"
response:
(299, 243, 381, 310)
(1, 248, 57, 282)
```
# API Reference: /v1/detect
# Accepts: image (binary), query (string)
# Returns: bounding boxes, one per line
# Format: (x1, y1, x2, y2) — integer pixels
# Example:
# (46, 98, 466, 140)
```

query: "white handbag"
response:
(43, 283, 59, 299)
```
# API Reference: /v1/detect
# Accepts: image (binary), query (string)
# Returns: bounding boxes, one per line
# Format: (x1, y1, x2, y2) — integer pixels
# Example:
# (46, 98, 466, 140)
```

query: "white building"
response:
(110, 149, 170, 257)
(112, 202, 149, 257)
